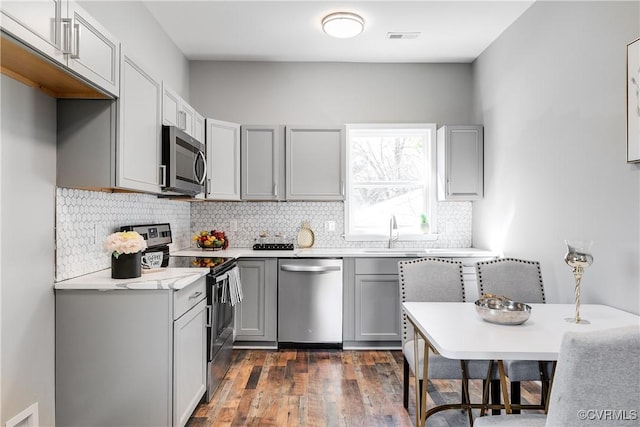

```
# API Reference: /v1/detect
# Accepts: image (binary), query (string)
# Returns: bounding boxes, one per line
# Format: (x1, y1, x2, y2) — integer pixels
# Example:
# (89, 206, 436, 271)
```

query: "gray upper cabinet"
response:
(241, 125, 285, 201)
(1, 0, 66, 65)
(117, 51, 162, 193)
(1, 0, 120, 97)
(285, 126, 345, 200)
(437, 125, 484, 200)
(163, 84, 202, 142)
(65, 1, 119, 96)
(205, 118, 241, 201)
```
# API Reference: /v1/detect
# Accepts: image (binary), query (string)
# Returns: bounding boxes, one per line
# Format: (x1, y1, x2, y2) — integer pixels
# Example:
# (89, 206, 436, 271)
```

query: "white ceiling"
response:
(143, 0, 536, 63)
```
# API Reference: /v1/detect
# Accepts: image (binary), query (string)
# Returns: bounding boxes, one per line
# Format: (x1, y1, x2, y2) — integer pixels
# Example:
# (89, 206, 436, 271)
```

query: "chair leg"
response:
(510, 381, 521, 414)
(403, 357, 410, 409)
(490, 379, 501, 415)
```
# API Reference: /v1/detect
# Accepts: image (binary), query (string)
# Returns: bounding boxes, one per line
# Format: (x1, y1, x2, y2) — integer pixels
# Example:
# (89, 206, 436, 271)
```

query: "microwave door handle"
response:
(194, 151, 207, 185)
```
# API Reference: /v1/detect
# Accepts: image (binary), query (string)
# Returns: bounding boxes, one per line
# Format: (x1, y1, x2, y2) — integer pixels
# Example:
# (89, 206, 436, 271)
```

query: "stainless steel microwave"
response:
(161, 126, 206, 196)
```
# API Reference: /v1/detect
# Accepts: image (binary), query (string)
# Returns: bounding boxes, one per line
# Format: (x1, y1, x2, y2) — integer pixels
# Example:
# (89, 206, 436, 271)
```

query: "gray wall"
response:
(472, 1, 640, 313)
(78, 0, 190, 99)
(189, 61, 474, 125)
(1, 76, 57, 425)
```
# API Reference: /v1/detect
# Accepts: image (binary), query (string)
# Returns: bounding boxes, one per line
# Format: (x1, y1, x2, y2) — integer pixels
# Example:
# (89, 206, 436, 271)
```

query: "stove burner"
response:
(253, 243, 295, 251)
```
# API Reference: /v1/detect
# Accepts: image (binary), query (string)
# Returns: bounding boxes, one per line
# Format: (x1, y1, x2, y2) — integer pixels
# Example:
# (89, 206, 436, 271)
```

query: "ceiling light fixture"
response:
(322, 12, 365, 39)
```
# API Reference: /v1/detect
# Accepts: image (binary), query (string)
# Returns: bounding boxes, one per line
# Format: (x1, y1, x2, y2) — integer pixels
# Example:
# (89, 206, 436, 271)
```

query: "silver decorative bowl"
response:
(474, 297, 532, 325)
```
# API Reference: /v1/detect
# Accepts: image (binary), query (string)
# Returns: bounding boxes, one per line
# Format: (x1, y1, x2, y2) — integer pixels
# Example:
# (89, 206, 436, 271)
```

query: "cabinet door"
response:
(194, 112, 205, 143)
(234, 259, 277, 342)
(1, 0, 65, 65)
(286, 126, 345, 200)
(66, 1, 119, 96)
(206, 119, 241, 201)
(354, 275, 401, 341)
(173, 299, 207, 427)
(437, 125, 484, 200)
(181, 101, 195, 137)
(162, 83, 180, 127)
(241, 125, 285, 200)
(117, 51, 162, 193)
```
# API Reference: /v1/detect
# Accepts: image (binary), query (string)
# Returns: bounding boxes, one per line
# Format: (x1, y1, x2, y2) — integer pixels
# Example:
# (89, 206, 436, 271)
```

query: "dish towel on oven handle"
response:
(226, 266, 243, 306)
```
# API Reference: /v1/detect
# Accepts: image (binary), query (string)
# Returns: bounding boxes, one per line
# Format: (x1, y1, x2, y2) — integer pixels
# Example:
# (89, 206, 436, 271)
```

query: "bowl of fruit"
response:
(193, 230, 229, 250)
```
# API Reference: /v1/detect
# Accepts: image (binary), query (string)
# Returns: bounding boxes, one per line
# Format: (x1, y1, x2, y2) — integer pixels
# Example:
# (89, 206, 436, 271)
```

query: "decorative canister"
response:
(297, 221, 315, 248)
(111, 252, 142, 279)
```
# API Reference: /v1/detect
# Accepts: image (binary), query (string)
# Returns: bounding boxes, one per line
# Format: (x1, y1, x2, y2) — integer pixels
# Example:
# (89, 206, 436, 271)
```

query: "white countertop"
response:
(171, 247, 497, 259)
(54, 267, 210, 291)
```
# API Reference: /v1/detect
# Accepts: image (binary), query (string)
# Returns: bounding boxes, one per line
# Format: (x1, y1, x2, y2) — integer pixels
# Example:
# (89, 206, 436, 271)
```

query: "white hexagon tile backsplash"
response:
(56, 188, 471, 281)
(55, 188, 191, 281)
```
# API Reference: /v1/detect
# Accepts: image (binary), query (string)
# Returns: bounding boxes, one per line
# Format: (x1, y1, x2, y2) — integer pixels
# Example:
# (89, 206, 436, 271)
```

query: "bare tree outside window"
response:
(345, 124, 436, 239)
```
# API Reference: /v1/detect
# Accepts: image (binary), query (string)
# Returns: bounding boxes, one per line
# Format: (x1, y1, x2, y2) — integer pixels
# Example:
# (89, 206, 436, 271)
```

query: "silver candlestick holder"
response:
(564, 240, 593, 324)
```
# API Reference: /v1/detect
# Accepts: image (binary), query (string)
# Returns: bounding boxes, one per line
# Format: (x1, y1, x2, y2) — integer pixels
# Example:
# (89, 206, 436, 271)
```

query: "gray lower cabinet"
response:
(343, 258, 406, 348)
(55, 277, 207, 427)
(234, 259, 277, 346)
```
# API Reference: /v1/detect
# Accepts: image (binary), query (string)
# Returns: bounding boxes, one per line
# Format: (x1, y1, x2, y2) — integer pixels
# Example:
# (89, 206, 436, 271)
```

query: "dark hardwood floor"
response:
(187, 349, 543, 427)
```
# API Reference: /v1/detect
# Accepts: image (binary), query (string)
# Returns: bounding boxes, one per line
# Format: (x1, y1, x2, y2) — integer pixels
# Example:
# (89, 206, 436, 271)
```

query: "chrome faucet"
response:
(388, 215, 398, 248)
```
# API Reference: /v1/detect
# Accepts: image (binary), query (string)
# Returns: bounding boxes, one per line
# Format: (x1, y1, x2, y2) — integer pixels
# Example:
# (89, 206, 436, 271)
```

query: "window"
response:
(345, 123, 437, 240)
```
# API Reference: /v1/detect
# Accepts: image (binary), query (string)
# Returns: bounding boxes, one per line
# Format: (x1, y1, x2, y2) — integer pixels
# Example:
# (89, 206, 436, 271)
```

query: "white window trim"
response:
(344, 123, 438, 242)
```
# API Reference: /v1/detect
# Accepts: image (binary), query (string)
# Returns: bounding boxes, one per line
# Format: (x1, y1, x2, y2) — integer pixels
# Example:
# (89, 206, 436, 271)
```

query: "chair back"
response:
(545, 325, 640, 426)
(398, 258, 464, 343)
(476, 258, 545, 303)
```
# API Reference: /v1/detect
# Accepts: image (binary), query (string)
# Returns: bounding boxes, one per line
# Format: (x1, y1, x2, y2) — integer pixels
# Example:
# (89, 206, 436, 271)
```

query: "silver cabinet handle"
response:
(273, 181, 278, 197)
(341, 182, 345, 197)
(189, 291, 203, 300)
(159, 165, 166, 187)
(71, 22, 80, 59)
(206, 178, 211, 195)
(61, 18, 73, 54)
(280, 265, 341, 273)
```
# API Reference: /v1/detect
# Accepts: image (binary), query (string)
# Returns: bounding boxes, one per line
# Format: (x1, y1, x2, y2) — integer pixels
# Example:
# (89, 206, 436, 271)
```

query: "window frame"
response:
(344, 123, 438, 242)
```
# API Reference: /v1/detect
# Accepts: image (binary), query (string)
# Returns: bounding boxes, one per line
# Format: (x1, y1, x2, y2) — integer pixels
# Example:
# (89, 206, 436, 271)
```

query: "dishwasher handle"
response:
(280, 264, 341, 273)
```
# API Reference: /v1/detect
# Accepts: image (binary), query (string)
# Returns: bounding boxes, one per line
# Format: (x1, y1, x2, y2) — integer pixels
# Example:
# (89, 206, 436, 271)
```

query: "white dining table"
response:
(402, 302, 640, 427)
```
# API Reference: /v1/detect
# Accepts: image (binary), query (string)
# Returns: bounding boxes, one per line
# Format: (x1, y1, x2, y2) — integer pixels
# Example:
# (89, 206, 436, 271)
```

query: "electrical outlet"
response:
(229, 219, 238, 232)
(324, 221, 336, 232)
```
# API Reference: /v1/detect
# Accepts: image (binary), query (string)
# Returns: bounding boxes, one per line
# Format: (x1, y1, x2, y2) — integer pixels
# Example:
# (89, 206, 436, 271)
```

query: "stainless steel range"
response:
(121, 223, 238, 402)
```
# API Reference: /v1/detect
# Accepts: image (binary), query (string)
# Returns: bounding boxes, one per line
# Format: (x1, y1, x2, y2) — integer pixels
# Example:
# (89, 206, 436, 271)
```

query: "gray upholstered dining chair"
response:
(399, 257, 497, 419)
(474, 325, 640, 427)
(476, 258, 552, 412)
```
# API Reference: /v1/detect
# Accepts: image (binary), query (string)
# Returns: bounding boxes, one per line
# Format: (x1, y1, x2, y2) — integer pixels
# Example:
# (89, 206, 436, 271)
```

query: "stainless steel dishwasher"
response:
(278, 258, 343, 347)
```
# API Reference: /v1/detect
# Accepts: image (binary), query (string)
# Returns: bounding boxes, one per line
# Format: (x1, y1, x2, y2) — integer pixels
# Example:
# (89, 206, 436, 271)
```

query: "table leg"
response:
(497, 360, 511, 414)
(421, 337, 430, 426)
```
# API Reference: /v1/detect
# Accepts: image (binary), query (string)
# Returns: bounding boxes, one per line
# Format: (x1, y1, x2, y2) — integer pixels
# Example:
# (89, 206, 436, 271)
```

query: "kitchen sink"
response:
(362, 249, 426, 256)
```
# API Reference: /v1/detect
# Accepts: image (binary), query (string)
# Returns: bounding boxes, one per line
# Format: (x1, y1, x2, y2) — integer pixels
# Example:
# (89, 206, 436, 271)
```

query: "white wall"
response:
(472, 1, 640, 313)
(1, 76, 57, 426)
(189, 61, 474, 125)
(78, 0, 189, 98)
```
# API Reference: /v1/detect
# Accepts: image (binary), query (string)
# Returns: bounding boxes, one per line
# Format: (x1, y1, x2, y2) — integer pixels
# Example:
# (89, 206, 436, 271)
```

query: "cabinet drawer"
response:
(355, 258, 407, 275)
(174, 276, 206, 320)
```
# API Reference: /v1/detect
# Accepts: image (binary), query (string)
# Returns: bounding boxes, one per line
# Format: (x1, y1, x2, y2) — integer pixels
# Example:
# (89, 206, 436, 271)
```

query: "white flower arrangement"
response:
(103, 231, 147, 258)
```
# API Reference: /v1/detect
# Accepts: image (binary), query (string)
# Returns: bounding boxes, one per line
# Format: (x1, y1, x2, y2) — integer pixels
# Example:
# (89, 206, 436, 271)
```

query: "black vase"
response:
(111, 252, 142, 279)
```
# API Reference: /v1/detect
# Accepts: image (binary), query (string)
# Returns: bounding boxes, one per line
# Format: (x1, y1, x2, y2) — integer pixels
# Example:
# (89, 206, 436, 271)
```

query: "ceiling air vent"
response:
(386, 32, 421, 40)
